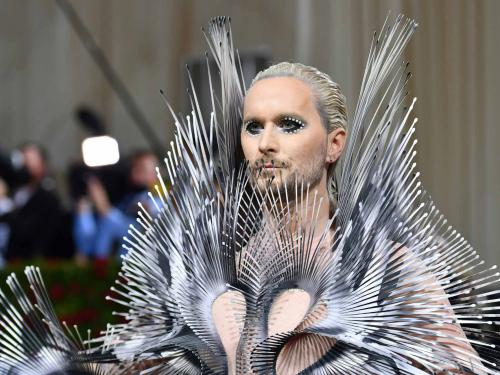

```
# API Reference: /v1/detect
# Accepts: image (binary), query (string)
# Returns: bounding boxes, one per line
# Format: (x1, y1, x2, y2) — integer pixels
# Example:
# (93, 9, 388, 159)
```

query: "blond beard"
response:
(250, 149, 327, 200)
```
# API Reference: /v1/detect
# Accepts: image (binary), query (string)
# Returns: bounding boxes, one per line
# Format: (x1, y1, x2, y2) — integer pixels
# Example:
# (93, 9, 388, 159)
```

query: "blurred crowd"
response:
(0, 142, 160, 268)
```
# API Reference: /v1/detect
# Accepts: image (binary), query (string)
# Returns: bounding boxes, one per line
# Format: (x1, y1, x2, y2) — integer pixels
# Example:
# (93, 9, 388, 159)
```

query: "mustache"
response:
(251, 159, 289, 169)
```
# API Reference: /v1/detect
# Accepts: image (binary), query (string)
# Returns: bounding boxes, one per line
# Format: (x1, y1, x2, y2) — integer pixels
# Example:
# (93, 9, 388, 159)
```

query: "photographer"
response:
(0, 142, 63, 260)
(73, 150, 160, 263)
(0, 178, 13, 267)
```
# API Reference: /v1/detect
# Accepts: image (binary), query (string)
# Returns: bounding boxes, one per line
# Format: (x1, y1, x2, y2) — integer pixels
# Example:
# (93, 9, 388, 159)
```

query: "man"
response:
(73, 150, 160, 262)
(213, 62, 482, 374)
(0, 142, 64, 260)
(241, 62, 346, 228)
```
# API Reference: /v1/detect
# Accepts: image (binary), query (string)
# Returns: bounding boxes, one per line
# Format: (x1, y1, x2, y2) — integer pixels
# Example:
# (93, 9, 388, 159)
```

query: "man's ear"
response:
(326, 128, 346, 163)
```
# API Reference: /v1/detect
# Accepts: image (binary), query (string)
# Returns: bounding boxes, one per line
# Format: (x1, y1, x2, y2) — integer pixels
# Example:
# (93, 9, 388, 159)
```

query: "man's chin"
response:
(254, 175, 293, 194)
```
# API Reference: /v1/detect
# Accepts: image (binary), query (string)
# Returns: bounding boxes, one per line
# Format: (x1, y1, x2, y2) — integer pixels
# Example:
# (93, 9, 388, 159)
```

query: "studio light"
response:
(81, 135, 120, 167)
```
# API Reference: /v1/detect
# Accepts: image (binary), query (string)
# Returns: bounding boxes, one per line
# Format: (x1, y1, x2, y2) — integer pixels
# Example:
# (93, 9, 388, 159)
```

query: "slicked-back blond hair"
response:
(252, 62, 347, 132)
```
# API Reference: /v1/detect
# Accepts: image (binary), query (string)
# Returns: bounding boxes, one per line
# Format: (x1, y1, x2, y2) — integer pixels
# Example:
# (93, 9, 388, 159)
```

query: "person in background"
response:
(0, 178, 13, 268)
(0, 142, 63, 261)
(73, 150, 160, 264)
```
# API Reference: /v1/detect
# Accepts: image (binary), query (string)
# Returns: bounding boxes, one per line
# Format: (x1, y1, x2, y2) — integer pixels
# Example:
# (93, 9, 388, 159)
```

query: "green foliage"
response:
(0, 259, 121, 336)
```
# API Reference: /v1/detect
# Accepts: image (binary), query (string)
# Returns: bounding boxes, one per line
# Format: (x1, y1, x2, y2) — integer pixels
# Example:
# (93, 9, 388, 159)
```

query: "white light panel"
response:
(82, 136, 120, 167)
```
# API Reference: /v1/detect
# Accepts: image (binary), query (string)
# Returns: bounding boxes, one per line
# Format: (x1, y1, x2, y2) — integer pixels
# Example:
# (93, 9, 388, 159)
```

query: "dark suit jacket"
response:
(0, 184, 64, 260)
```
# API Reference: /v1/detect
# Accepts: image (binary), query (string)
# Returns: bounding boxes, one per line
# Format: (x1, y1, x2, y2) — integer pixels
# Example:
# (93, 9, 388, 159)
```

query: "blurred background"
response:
(0, 0, 498, 328)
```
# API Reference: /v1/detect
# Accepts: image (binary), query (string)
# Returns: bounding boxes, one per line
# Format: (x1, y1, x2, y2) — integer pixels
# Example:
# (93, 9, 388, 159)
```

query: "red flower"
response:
(49, 284, 65, 301)
(60, 308, 98, 326)
(92, 258, 110, 279)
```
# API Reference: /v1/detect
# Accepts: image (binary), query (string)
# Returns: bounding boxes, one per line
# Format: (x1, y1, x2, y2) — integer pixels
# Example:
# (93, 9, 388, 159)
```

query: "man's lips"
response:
(252, 160, 288, 174)
(255, 161, 287, 168)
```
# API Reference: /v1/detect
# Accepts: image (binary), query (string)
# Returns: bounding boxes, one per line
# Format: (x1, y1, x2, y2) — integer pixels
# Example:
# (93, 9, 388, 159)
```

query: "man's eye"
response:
(279, 117, 306, 134)
(244, 121, 263, 135)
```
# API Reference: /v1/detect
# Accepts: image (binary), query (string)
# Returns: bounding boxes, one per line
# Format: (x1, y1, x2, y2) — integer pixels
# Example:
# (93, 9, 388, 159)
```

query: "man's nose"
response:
(258, 126, 278, 155)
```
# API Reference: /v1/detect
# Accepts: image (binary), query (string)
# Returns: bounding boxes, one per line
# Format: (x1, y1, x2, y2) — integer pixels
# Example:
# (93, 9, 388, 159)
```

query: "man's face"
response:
(130, 154, 158, 189)
(242, 77, 329, 193)
(21, 145, 47, 183)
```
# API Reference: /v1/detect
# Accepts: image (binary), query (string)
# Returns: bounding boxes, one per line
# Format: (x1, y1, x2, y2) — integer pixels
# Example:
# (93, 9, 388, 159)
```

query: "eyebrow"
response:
(243, 112, 307, 124)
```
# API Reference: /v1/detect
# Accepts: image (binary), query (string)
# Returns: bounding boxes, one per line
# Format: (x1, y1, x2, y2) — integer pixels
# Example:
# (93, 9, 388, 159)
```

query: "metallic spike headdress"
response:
(1, 15, 499, 375)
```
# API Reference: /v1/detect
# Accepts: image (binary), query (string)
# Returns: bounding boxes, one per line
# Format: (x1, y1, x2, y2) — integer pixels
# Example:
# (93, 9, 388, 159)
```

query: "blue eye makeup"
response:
(278, 116, 306, 134)
(243, 116, 306, 136)
(243, 120, 263, 136)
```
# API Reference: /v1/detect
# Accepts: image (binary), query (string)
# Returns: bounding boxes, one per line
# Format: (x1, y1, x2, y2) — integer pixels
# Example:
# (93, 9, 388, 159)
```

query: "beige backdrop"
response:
(0, 0, 498, 264)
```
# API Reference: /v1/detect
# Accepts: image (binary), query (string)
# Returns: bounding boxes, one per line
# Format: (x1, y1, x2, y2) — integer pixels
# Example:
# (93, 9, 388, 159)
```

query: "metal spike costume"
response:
(1, 15, 499, 374)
